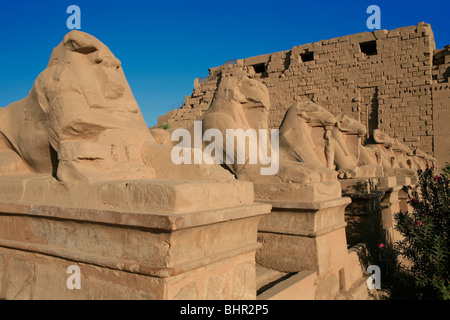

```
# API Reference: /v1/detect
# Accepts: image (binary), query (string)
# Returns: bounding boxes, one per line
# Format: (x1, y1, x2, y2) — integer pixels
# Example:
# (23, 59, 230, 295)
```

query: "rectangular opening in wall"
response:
(359, 40, 377, 56)
(300, 51, 314, 62)
(252, 63, 266, 74)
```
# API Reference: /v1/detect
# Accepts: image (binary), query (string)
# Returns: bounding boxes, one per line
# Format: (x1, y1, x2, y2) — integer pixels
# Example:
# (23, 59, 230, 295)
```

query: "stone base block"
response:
(379, 183, 403, 242)
(346, 244, 368, 286)
(0, 201, 270, 300)
(257, 271, 317, 300)
(341, 178, 384, 247)
(255, 197, 351, 275)
(339, 177, 380, 195)
(0, 247, 257, 300)
(253, 181, 342, 202)
(0, 174, 254, 214)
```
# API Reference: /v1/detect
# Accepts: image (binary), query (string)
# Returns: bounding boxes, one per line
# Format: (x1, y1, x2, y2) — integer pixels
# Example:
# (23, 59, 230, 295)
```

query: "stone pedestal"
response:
(255, 195, 351, 275)
(340, 178, 384, 247)
(252, 180, 385, 300)
(254, 195, 356, 299)
(0, 177, 270, 300)
(379, 177, 403, 243)
(396, 176, 415, 214)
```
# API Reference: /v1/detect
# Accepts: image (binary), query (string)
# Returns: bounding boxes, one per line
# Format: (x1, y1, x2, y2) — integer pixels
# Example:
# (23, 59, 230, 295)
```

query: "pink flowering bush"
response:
(394, 164, 450, 299)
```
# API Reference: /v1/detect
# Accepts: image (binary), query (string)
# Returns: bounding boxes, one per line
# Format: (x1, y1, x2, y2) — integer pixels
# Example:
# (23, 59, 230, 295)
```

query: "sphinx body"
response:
(0, 31, 232, 184)
(278, 102, 383, 179)
(0, 31, 155, 182)
(365, 129, 417, 177)
(279, 100, 336, 167)
(331, 114, 382, 178)
(412, 148, 437, 170)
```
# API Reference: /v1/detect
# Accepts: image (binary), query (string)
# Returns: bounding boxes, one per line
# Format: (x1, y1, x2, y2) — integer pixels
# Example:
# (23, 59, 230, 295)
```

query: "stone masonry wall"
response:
(158, 23, 449, 165)
(432, 83, 450, 166)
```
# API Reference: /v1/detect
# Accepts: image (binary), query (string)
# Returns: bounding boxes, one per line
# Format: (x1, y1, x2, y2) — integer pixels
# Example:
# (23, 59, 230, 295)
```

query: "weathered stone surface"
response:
(205, 274, 227, 300)
(165, 252, 257, 300)
(257, 232, 317, 273)
(0, 254, 4, 299)
(0, 201, 268, 299)
(4, 256, 34, 300)
(0, 248, 164, 300)
(257, 271, 317, 300)
(232, 260, 256, 300)
(256, 198, 350, 274)
(314, 273, 340, 300)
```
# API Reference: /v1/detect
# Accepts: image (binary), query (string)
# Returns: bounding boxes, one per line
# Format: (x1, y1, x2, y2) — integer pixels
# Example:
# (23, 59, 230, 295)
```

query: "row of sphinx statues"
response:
(0, 31, 436, 192)
(151, 63, 436, 186)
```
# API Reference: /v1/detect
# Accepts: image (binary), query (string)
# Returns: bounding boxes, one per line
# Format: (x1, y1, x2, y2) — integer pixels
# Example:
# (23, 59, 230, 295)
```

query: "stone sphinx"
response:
(278, 100, 336, 169)
(413, 148, 437, 170)
(0, 31, 244, 211)
(331, 114, 382, 178)
(0, 30, 155, 182)
(279, 102, 381, 179)
(198, 71, 272, 176)
(365, 129, 416, 177)
(392, 140, 415, 172)
(392, 140, 436, 173)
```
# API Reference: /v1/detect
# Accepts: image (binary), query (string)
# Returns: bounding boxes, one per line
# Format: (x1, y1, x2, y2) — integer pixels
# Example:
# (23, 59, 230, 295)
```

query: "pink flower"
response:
(434, 175, 440, 182)
(418, 220, 423, 226)
(378, 243, 385, 248)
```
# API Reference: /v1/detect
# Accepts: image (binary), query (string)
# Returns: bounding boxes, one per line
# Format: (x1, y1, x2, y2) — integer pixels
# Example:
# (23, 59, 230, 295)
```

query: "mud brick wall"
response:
(158, 23, 449, 164)
(158, 77, 220, 128)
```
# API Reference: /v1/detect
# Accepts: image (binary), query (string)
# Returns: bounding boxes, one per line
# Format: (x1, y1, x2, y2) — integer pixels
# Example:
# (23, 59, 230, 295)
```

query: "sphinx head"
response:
(372, 129, 395, 147)
(208, 74, 271, 130)
(336, 114, 367, 137)
(48, 30, 139, 113)
(289, 101, 336, 127)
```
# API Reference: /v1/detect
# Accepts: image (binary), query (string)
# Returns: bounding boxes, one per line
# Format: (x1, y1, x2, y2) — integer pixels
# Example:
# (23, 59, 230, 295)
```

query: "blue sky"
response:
(0, 0, 448, 127)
